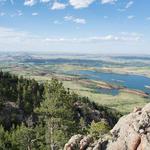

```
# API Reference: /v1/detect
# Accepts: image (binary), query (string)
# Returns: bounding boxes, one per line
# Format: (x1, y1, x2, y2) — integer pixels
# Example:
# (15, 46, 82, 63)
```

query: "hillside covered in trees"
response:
(0, 71, 121, 149)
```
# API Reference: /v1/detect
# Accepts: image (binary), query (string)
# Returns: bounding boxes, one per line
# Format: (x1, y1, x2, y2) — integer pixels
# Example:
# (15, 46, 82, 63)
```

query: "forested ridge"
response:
(0, 71, 121, 150)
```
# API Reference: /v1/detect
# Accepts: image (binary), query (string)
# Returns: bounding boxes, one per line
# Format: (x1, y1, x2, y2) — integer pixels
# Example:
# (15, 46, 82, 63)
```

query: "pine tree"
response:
(36, 79, 77, 149)
(11, 124, 36, 150)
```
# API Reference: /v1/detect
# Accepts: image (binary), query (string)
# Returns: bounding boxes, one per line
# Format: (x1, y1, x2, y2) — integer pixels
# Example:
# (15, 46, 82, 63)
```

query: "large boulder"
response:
(64, 134, 83, 150)
(107, 103, 150, 150)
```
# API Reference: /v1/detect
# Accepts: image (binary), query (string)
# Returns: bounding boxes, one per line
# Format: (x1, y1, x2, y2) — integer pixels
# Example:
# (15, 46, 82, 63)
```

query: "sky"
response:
(0, 0, 150, 54)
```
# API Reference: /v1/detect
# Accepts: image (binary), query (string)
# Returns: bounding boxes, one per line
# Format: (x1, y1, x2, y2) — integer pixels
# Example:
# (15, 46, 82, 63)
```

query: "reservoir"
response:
(67, 70, 150, 95)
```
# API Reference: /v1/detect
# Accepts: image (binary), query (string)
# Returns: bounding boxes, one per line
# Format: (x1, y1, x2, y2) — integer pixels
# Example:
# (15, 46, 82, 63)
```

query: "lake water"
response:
(67, 70, 150, 95)
(24, 58, 150, 95)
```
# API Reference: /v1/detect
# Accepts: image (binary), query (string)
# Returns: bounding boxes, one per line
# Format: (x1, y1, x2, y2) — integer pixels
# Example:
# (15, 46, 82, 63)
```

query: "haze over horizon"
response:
(0, 0, 150, 54)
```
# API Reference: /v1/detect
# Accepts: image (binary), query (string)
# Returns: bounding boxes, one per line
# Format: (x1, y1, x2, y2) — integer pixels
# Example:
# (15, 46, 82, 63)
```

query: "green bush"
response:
(88, 121, 111, 139)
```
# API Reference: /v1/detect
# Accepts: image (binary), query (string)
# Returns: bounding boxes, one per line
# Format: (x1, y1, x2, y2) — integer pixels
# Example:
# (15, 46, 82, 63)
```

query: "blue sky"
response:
(0, 0, 150, 54)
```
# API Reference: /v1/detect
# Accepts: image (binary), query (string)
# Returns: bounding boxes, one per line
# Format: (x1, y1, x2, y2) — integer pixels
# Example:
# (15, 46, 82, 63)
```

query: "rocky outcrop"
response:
(64, 103, 150, 150)
(74, 101, 119, 128)
(107, 103, 150, 150)
(64, 134, 110, 150)
(0, 101, 37, 129)
(0, 102, 24, 129)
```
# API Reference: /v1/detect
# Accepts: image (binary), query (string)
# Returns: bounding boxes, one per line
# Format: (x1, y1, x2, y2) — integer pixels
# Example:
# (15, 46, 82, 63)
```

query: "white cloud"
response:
(10, 0, 14, 5)
(73, 18, 86, 24)
(117, 8, 126, 12)
(45, 32, 142, 42)
(53, 20, 62, 24)
(101, 0, 117, 4)
(0, 12, 5, 16)
(64, 15, 86, 24)
(146, 17, 150, 21)
(119, 32, 142, 41)
(24, 0, 37, 6)
(40, 0, 50, 3)
(125, 1, 134, 9)
(32, 12, 38, 16)
(69, 0, 95, 9)
(0, 26, 45, 51)
(17, 10, 23, 16)
(51, 2, 67, 10)
(10, 10, 23, 17)
(127, 15, 135, 19)
(0, 26, 142, 52)
(64, 15, 73, 21)
(104, 16, 108, 19)
(0, 27, 30, 43)
(0, 27, 141, 43)
(118, 1, 134, 12)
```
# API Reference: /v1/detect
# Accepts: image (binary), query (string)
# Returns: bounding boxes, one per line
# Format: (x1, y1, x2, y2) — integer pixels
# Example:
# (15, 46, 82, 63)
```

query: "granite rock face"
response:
(107, 103, 150, 150)
(64, 134, 109, 150)
(64, 103, 150, 150)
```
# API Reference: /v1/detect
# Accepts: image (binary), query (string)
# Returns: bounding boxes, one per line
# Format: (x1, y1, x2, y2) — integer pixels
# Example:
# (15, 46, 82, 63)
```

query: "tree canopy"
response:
(0, 71, 121, 149)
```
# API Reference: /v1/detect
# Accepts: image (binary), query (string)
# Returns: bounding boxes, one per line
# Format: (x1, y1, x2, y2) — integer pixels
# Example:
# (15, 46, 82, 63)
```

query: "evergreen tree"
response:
(11, 124, 36, 150)
(0, 125, 11, 150)
(36, 79, 77, 149)
(0, 71, 120, 149)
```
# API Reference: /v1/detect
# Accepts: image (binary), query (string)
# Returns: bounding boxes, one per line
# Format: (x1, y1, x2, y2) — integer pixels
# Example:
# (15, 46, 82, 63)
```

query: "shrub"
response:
(88, 121, 111, 139)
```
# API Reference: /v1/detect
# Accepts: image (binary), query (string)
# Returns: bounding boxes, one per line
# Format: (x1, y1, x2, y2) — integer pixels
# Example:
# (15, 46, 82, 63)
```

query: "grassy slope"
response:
(63, 81, 149, 114)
